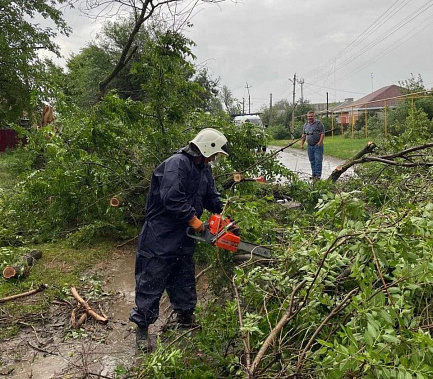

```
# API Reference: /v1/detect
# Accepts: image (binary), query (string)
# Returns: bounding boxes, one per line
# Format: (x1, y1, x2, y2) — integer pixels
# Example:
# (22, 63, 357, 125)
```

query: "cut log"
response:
(2, 249, 43, 279)
(2, 265, 30, 279)
(25, 250, 42, 266)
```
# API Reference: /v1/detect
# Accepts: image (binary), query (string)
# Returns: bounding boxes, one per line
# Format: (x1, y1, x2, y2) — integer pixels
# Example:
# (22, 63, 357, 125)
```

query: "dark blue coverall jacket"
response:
(129, 149, 223, 328)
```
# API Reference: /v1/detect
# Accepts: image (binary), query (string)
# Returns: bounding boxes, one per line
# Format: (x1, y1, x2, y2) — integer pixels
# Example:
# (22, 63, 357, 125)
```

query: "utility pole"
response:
(297, 77, 304, 102)
(246, 83, 251, 114)
(269, 93, 273, 126)
(288, 74, 296, 139)
(371, 73, 374, 93)
(326, 92, 329, 118)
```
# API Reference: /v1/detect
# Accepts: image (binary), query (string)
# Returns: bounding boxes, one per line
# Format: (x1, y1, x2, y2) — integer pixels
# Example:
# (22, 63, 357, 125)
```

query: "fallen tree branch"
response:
(0, 284, 48, 304)
(215, 139, 301, 182)
(232, 275, 251, 372)
(249, 235, 354, 376)
(329, 141, 377, 182)
(249, 280, 307, 376)
(295, 287, 359, 375)
(365, 234, 395, 307)
(70, 287, 108, 324)
(75, 313, 88, 328)
(27, 341, 58, 356)
(329, 142, 433, 182)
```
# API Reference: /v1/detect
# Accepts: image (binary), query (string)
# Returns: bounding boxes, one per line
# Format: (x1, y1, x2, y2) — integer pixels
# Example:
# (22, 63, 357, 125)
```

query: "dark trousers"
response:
(129, 251, 197, 328)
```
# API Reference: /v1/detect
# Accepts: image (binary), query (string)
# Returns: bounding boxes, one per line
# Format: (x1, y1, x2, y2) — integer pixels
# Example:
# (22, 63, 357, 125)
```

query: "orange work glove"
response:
(188, 215, 204, 233)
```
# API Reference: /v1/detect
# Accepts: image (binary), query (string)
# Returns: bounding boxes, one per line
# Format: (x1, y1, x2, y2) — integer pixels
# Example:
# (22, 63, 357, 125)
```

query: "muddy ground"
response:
(0, 244, 209, 378)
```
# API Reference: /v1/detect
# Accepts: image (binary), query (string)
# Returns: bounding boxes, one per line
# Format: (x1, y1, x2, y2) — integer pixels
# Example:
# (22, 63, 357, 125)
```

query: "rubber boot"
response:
(135, 326, 149, 352)
(176, 313, 199, 329)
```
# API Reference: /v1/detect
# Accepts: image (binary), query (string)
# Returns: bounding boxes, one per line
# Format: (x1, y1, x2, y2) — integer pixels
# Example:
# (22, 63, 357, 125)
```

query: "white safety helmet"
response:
(190, 128, 229, 158)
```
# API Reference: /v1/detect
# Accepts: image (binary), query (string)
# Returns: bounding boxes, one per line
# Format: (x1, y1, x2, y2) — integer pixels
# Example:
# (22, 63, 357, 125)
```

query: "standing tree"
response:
(65, 17, 223, 131)
(193, 68, 223, 113)
(65, 17, 151, 107)
(79, 0, 228, 98)
(220, 85, 241, 115)
(398, 73, 426, 94)
(0, 0, 71, 124)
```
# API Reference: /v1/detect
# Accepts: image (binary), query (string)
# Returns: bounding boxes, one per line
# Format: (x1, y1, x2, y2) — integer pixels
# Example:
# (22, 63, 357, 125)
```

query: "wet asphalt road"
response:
(270, 146, 354, 180)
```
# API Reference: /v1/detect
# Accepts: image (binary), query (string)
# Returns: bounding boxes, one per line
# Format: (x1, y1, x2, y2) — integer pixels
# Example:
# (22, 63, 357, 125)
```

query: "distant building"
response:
(330, 85, 403, 124)
(312, 103, 329, 113)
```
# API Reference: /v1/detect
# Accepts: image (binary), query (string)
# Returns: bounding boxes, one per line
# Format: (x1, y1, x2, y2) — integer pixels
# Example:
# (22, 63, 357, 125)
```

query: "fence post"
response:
(384, 101, 388, 138)
(364, 105, 368, 138)
(331, 112, 334, 137)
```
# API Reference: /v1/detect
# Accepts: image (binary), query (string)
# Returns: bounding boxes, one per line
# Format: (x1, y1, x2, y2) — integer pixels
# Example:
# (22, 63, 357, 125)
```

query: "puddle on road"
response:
(2, 248, 139, 379)
(2, 246, 214, 378)
(104, 249, 136, 320)
(270, 146, 355, 180)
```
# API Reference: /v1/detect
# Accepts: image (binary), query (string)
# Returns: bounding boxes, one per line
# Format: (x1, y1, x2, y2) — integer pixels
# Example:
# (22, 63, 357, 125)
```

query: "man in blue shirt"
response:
(300, 111, 325, 180)
(129, 128, 229, 351)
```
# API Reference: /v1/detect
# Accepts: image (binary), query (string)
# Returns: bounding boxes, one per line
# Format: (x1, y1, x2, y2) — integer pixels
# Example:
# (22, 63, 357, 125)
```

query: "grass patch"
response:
(0, 239, 122, 340)
(0, 150, 21, 190)
(269, 135, 371, 160)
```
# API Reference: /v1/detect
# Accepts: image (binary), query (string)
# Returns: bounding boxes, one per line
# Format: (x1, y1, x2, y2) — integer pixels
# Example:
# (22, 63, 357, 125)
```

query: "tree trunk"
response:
(328, 141, 377, 182)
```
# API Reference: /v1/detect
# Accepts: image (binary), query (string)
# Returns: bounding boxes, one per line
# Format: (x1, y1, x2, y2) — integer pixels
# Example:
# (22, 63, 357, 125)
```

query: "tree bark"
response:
(0, 284, 48, 303)
(328, 142, 433, 182)
(70, 287, 108, 324)
(328, 141, 377, 182)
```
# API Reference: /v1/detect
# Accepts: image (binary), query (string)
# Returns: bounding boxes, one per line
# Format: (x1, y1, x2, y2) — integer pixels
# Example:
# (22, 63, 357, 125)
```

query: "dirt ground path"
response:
(0, 245, 191, 378)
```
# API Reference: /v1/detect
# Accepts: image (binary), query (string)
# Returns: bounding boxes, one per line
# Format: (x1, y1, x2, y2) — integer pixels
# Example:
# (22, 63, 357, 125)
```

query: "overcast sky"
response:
(55, 0, 433, 113)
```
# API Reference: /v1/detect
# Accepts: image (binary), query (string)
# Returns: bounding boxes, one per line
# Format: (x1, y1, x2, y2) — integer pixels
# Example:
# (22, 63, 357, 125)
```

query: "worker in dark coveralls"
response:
(129, 128, 229, 350)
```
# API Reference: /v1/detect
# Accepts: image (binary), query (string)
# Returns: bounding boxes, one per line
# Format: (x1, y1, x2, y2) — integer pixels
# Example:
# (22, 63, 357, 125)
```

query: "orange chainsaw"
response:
(187, 214, 271, 258)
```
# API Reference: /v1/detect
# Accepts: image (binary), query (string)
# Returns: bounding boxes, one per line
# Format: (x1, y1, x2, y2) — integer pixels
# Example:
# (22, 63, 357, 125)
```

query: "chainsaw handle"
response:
(186, 222, 215, 244)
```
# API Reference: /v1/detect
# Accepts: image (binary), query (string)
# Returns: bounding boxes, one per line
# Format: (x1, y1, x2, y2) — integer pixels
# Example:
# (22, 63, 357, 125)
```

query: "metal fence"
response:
(0, 128, 21, 152)
(327, 90, 433, 138)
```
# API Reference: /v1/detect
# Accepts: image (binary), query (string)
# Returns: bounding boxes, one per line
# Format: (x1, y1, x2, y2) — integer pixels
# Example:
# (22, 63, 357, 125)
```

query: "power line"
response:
(304, 0, 432, 87)
(303, 81, 366, 95)
(303, 0, 409, 79)
(332, 1, 433, 75)
(337, 13, 433, 84)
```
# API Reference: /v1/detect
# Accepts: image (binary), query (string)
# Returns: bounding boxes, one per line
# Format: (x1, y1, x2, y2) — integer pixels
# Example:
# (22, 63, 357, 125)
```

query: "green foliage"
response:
(65, 45, 114, 108)
(398, 73, 426, 94)
(132, 30, 203, 132)
(2, 16, 433, 378)
(0, 0, 70, 124)
(220, 85, 241, 115)
(260, 99, 312, 129)
(0, 94, 294, 245)
(65, 17, 152, 107)
(0, 95, 154, 243)
(64, 19, 223, 120)
(267, 124, 291, 139)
